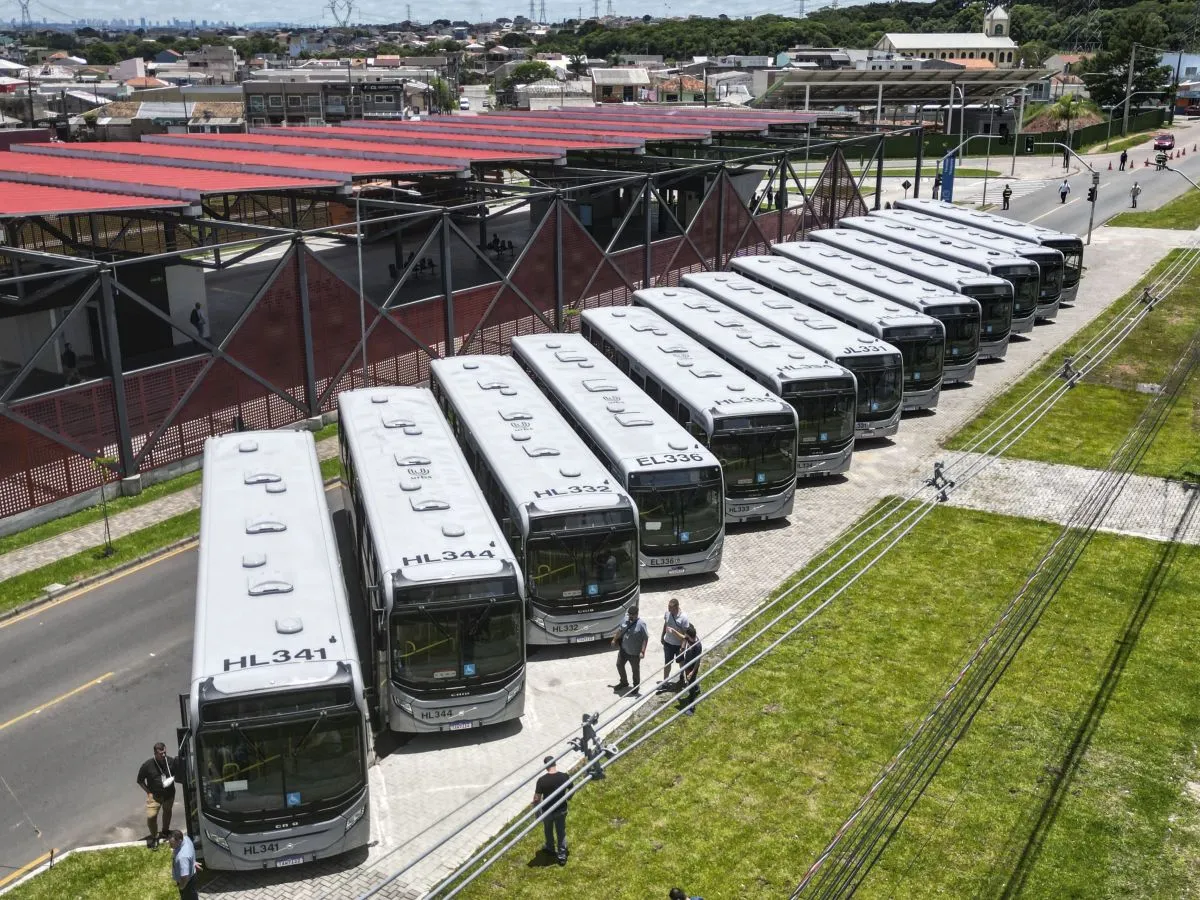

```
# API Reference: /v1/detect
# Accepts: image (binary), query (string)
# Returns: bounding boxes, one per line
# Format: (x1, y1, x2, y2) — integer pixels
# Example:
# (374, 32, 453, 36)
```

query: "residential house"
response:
(154, 48, 184, 65)
(592, 67, 650, 102)
(514, 77, 591, 109)
(651, 72, 706, 103)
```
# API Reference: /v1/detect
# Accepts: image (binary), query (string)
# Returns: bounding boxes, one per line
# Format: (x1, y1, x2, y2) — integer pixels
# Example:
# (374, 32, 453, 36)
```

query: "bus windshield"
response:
(198, 712, 364, 823)
(632, 475, 723, 551)
(965, 288, 1012, 339)
(390, 599, 524, 687)
(893, 335, 944, 391)
(1002, 269, 1039, 319)
(1038, 260, 1063, 299)
(710, 429, 796, 497)
(792, 391, 856, 451)
(526, 529, 638, 607)
(842, 359, 903, 422)
(1058, 245, 1083, 287)
(943, 314, 979, 363)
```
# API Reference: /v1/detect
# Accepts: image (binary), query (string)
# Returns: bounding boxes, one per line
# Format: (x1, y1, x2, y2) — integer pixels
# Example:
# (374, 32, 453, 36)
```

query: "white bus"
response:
(338, 388, 526, 734)
(808, 227, 1020, 352)
(869, 209, 1066, 320)
(581, 306, 799, 523)
(511, 334, 725, 579)
(633, 286, 858, 476)
(684, 271, 905, 440)
(429, 355, 639, 645)
(768, 241, 980, 384)
(728, 255, 945, 413)
(894, 197, 1084, 304)
(182, 431, 369, 870)
(833, 218, 1040, 336)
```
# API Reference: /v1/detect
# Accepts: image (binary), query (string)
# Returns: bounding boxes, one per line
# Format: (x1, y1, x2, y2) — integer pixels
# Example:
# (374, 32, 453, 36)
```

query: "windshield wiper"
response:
(466, 600, 495, 638)
(291, 711, 327, 758)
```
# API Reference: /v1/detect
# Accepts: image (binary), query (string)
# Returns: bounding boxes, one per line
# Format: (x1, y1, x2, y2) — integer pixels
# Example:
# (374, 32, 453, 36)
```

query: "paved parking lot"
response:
(202, 224, 1191, 899)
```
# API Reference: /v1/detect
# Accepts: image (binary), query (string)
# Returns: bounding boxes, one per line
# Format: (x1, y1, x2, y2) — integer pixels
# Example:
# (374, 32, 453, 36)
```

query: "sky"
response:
(10, 0, 864, 29)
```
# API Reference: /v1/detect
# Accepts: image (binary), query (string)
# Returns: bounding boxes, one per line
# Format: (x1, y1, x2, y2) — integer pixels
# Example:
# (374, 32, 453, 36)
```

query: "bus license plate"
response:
(668, 566, 686, 575)
(275, 855, 305, 868)
(573, 633, 599, 643)
(448, 721, 474, 731)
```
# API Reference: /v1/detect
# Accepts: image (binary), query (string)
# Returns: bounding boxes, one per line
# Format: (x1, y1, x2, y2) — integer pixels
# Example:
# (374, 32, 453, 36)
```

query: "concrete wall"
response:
(0, 310, 58, 373)
(165, 264, 209, 345)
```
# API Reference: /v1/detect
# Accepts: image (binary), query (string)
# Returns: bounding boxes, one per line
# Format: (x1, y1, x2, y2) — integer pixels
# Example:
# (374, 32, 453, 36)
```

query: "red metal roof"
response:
(482, 112, 717, 138)
(0, 150, 339, 200)
(0, 181, 186, 217)
(339, 119, 646, 150)
(13, 141, 457, 180)
(256, 127, 562, 162)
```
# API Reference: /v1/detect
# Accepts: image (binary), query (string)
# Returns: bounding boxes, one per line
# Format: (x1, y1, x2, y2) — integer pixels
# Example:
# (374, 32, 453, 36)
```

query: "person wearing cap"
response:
(657, 597, 690, 691)
(676, 624, 703, 715)
(611, 605, 649, 696)
(532, 755, 571, 865)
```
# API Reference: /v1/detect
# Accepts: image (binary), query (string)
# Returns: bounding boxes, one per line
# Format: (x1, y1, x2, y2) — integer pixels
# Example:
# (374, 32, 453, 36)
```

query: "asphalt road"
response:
(3, 138, 1200, 885)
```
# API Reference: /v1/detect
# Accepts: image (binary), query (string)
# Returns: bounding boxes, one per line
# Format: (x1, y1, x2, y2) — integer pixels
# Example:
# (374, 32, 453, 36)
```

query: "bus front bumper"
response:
(528, 603, 632, 646)
(979, 333, 1012, 359)
(641, 540, 722, 579)
(794, 441, 854, 478)
(389, 675, 524, 733)
(199, 793, 369, 871)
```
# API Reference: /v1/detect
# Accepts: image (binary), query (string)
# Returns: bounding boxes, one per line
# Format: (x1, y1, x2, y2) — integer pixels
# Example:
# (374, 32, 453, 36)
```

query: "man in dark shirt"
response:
(60, 343, 80, 385)
(137, 742, 181, 849)
(532, 755, 571, 865)
(676, 625, 702, 716)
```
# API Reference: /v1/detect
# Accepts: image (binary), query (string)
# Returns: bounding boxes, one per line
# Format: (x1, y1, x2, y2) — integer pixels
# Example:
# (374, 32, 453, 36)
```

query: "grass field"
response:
(1109, 186, 1200, 230)
(4, 846, 191, 900)
(1081, 128, 1160, 155)
(454, 504, 1200, 899)
(947, 250, 1200, 479)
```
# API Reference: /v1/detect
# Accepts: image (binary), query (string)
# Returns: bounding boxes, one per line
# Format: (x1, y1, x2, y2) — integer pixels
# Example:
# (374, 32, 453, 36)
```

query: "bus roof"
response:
(511, 334, 720, 477)
(195, 431, 357, 694)
(770, 242, 981, 318)
(871, 209, 1065, 264)
(633, 286, 858, 392)
(581, 306, 796, 430)
(686, 270, 901, 363)
(809, 228, 1015, 293)
(894, 198, 1083, 248)
(429, 355, 633, 517)
(727, 255, 941, 338)
(838, 218, 1039, 274)
(337, 387, 519, 587)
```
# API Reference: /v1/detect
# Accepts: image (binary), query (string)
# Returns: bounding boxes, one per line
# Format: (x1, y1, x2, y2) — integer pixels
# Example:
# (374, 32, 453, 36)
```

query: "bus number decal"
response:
(534, 485, 612, 498)
(635, 453, 706, 466)
(401, 549, 496, 566)
(223, 647, 328, 671)
(712, 395, 776, 406)
(841, 344, 884, 355)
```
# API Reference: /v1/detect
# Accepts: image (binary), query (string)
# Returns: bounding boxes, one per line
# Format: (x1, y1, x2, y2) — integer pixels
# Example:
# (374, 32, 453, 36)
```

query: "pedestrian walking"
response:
(188, 302, 207, 342)
(676, 624, 702, 715)
(60, 341, 80, 385)
(657, 597, 690, 690)
(1130, 181, 1142, 208)
(137, 741, 181, 849)
(168, 830, 200, 900)
(533, 755, 571, 865)
(1119, 149, 1128, 171)
(1001, 184, 1012, 210)
(611, 605, 649, 696)
(1058, 179, 1071, 204)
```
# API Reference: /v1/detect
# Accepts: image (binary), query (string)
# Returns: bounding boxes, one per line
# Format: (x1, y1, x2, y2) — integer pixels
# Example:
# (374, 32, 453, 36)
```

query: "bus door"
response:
(176, 695, 201, 861)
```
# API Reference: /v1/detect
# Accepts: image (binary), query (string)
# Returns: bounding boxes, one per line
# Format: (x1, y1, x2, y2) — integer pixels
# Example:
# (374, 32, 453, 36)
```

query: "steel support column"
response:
(553, 193, 564, 331)
(440, 211, 456, 355)
(914, 126, 924, 199)
(642, 177, 652, 288)
(295, 240, 319, 415)
(874, 135, 885, 211)
(715, 168, 726, 267)
(99, 268, 135, 478)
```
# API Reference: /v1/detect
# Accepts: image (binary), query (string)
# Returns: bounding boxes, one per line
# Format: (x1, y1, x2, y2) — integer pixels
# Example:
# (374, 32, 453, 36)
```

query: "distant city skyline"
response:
(7, 0, 872, 31)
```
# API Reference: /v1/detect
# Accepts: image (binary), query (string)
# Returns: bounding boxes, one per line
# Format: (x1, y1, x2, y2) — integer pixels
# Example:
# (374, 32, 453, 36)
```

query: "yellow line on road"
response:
(0, 672, 115, 734)
(0, 849, 55, 889)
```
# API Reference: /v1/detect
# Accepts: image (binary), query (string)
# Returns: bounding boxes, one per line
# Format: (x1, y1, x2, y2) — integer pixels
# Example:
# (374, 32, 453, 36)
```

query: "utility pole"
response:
(593, 0, 599, 18)
(406, 3, 411, 22)
(1122, 43, 1136, 138)
(1010, 87, 1025, 177)
(540, 0, 546, 21)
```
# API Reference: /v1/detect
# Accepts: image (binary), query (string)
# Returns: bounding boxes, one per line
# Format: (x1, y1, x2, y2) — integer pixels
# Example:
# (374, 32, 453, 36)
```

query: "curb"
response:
(0, 475, 343, 625)
(0, 841, 144, 896)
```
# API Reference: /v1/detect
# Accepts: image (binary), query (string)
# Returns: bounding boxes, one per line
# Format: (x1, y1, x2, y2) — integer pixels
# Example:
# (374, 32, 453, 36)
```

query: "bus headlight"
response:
(205, 829, 230, 850)
(393, 695, 413, 714)
(344, 804, 367, 832)
(532, 616, 545, 628)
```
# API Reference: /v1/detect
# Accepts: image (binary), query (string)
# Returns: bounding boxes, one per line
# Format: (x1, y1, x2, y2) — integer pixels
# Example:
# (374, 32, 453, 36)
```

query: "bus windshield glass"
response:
(1038, 260, 1063, 298)
(709, 428, 795, 496)
(631, 471, 723, 551)
(390, 599, 524, 687)
(998, 267, 1039, 319)
(841, 359, 903, 421)
(791, 390, 856, 450)
(943, 314, 979, 362)
(1058, 245, 1083, 287)
(964, 288, 1012, 338)
(526, 529, 637, 607)
(198, 712, 364, 823)
(892, 334, 944, 390)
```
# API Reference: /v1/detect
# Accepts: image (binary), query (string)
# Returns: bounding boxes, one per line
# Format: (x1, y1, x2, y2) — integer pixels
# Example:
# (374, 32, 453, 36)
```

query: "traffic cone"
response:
(1108, 160, 1113, 170)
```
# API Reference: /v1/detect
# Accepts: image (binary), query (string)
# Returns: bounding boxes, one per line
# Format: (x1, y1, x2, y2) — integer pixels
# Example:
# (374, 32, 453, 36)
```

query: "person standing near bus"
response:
(532, 756, 571, 866)
(168, 830, 200, 899)
(675, 625, 703, 715)
(611, 606, 648, 696)
(657, 597, 689, 690)
(137, 742, 180, 849)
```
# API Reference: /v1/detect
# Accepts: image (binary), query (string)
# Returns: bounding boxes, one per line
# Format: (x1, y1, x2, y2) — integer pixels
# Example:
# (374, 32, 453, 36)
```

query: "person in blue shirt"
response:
(669, 889, 703, 900)
(168, 831, 199, 900)
(611, 606, 649, 696)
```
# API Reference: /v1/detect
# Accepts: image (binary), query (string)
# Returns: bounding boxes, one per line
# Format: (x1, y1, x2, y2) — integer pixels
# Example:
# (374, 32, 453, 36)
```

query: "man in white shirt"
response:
(658, 597, 690, 690)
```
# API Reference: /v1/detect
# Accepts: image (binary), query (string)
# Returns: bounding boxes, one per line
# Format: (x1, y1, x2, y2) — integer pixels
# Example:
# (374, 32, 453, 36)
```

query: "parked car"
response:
(1154, 133, 1175, 150)
(458, 97, 471, 111)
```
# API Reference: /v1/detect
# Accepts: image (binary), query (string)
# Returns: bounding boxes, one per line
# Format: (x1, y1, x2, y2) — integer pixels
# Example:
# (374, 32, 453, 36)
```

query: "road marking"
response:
(0, 849, 55, 889)
(0, 481, 341, 632)
(1029, 197, 1083, 223)
(0, 672, 114, 734)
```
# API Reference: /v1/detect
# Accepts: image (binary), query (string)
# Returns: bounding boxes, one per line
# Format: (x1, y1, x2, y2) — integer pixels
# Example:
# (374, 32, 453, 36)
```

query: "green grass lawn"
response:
(947, 250, 1200, 480)
(1109, 185, 1200, 229)
(455, 504, 1200, 899)
(1081, 128, 1160, 155)
(4, 845, 192, 900)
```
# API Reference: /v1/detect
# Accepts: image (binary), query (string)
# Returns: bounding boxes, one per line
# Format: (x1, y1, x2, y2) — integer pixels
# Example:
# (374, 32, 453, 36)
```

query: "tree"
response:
(502, 60, 556, 90)
(500, 32, 533, 48)
(567, 53, 588, 79)
(1016, 40, 1053, 69)
(1079, 49, 1171, 111)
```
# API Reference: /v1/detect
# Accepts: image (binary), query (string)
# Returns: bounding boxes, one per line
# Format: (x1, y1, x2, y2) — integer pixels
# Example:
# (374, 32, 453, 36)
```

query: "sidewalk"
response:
(0, 435, 340, 584)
